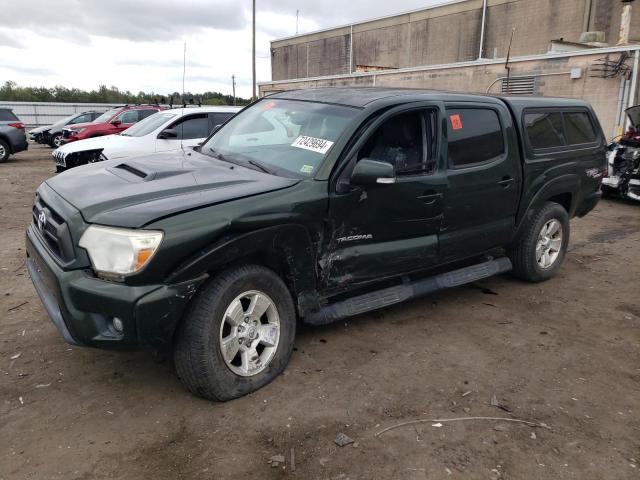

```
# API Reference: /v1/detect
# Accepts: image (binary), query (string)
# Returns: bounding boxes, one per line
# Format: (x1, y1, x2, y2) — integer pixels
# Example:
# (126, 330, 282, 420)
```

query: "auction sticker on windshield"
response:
(291, 135, 334, 155)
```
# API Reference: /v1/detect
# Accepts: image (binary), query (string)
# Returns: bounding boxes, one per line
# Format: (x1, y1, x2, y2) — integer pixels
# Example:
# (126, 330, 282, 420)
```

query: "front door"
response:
(156, 113, 210, 152)
(322, 106, 446, 291)
(439, 103, 522, 260)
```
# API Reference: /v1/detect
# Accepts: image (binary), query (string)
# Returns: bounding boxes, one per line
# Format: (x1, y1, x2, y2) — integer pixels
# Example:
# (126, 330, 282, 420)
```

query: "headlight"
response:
(72, 128, 85, 135)
(79, 225, 163, 278)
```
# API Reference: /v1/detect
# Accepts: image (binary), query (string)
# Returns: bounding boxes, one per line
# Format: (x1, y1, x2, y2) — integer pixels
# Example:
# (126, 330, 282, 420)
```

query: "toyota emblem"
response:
(37, 210, 47, 231)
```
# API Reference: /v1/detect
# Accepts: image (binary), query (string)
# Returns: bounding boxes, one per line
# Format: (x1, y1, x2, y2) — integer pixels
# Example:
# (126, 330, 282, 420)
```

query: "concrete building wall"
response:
(271, 0, 640, 81)
(261, 48, 640, 140)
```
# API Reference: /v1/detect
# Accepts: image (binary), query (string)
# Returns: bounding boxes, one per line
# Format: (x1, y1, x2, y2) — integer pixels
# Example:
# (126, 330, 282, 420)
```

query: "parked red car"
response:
(60, 105, 163, 144)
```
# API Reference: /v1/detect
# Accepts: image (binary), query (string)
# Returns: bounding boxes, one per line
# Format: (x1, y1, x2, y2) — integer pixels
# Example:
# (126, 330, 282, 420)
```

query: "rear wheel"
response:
(509, 202, 569, 282)
(0, 139, 9, 163)
(173, 265, 296, 401)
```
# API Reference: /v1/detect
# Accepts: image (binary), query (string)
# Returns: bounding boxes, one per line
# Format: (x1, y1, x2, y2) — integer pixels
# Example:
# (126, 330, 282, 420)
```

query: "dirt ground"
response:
(0, 143, 639, 480)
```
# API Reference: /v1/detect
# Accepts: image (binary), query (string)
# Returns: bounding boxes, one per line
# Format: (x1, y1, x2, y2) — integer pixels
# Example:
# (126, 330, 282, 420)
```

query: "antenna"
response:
(252, 0, 256, 101)
(504, 28, 516, 93)
(296, 9, 299, 35)
(181, 41, 187, 151)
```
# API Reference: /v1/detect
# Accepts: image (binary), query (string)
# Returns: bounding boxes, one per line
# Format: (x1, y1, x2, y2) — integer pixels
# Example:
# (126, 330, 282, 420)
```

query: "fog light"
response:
(112, 317, 124, 333)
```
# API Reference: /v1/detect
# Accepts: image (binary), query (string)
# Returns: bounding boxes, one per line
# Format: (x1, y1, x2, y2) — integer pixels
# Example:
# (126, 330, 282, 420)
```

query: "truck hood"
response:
(45, 150, 300, 228)
(56, 134, 137, 157)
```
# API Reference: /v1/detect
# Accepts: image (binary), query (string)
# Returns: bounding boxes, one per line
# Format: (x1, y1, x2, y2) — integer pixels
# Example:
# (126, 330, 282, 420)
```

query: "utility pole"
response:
(232, 75, 237, 106)
(252, 0, 257, 101)
(296, 9, 299, 35)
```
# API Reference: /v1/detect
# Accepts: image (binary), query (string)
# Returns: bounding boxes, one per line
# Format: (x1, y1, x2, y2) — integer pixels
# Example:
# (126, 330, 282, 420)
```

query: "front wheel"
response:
(49, 133, 63, 148)
(509, 202, 570, 282)
(173, 265, 296, 401)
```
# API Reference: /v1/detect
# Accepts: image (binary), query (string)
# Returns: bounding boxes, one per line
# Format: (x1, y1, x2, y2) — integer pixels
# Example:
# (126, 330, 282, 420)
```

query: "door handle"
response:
(497, 177, 514, 188)
(417, 192, 443, 205)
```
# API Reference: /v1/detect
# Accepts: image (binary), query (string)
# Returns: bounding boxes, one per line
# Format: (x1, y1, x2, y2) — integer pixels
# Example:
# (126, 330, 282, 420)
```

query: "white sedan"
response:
(52, 106, 241, 171)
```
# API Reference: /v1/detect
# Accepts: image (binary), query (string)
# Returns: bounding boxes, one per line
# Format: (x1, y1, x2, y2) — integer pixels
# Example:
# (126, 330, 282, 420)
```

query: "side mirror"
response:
(158, 128, 178, 139)
(111, 119, 122, 126)
(350, 159, 396, 185)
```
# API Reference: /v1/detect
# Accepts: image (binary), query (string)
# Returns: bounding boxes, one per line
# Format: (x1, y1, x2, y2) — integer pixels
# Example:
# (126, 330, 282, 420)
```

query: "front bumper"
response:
(26, 226, 207, 348)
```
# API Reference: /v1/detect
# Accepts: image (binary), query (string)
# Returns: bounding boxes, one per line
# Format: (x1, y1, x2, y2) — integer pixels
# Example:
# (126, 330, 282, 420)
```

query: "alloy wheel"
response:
(219, 290, 280, 377)
(536, 219, 563, 269)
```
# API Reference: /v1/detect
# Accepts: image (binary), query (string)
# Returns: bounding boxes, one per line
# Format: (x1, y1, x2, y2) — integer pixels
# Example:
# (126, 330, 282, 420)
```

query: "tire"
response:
(0, 139, 9, 163)
(174, 264, 296, 401)
(509, 202, 570, 282)
(49, 133, 63, 149)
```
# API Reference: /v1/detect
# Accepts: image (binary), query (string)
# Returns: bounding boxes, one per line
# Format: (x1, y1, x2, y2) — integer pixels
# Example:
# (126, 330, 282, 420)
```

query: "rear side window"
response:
(524, 112, 565, 149)
(139, 109, 159, 120)
(446, 108, 505, 168)
(524, 109, 598, 151)
(564, 112, 597, 144)
(0, 109, 18, 121)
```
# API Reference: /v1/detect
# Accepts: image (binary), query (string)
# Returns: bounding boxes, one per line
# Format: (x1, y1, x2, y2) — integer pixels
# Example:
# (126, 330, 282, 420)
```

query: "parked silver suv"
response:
(0, 108, 28, 162)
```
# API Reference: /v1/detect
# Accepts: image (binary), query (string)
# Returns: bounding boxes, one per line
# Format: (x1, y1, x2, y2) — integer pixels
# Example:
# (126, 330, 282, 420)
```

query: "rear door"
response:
(322, 104, 446, 290)
(439, 102, 522, 260)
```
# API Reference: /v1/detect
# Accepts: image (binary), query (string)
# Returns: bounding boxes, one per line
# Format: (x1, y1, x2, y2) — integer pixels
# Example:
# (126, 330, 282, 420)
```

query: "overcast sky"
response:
(0, 0, 447, 98)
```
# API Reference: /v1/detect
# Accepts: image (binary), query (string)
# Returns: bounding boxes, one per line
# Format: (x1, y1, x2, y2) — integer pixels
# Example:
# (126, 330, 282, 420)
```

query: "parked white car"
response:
(52, 106, 241, 171)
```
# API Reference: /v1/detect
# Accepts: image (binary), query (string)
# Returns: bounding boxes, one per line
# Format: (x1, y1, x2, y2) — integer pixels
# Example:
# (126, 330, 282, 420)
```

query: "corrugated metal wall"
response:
(0, 101, 123, 128)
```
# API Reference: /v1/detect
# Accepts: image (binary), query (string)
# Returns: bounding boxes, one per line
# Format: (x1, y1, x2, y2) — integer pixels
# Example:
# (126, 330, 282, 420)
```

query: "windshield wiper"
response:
(247, 159, 274, 175)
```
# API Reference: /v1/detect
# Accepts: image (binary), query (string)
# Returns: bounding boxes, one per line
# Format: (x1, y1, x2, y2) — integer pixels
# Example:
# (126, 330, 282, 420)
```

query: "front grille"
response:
(32, 195, 76, 263)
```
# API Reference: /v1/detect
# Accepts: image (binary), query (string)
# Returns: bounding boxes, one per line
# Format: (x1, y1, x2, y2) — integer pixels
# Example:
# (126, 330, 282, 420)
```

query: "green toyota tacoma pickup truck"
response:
(26, 88, 606, 401)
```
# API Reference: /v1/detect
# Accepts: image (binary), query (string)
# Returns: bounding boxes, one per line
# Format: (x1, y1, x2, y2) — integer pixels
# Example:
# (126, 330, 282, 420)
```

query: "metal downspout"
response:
(349, 24, 354, 73)
(615, 76, 626, 138)
(582, 0, 592, 33)
(478, 0, 488, 59)
(626, 50, 640, 130)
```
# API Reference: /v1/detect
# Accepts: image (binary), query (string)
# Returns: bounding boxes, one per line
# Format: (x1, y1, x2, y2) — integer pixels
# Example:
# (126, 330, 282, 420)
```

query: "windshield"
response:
(120, 112, 177, 137)
(52, 114, 77, 127)
(92, 108, 120, 124)
(201, 99, 359, 177)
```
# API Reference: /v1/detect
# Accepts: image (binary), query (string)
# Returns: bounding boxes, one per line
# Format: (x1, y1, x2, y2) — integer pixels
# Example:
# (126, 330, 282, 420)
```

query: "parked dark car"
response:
(26, 88, 605, 401)
(36, 111, 104, 148)
(0, 108, 27, 162)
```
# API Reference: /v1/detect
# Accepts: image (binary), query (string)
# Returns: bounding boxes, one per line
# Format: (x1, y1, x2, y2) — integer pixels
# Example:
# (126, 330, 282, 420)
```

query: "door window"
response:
(209, 112, 234, 130)
(358, 110, 435, 174)
(171, 114, 209, 140)
(446, 108, 505, 168)
(118, 110, 139, 124)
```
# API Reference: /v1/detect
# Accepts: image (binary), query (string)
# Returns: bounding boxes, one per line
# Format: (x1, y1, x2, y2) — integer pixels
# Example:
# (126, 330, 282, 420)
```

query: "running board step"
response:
(304, 257, 512, 326)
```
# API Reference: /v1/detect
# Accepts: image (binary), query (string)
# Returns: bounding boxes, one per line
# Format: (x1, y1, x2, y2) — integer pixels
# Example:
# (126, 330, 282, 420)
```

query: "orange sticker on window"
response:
(450, 114, 463, 130)
(261, 101, 277, 112)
